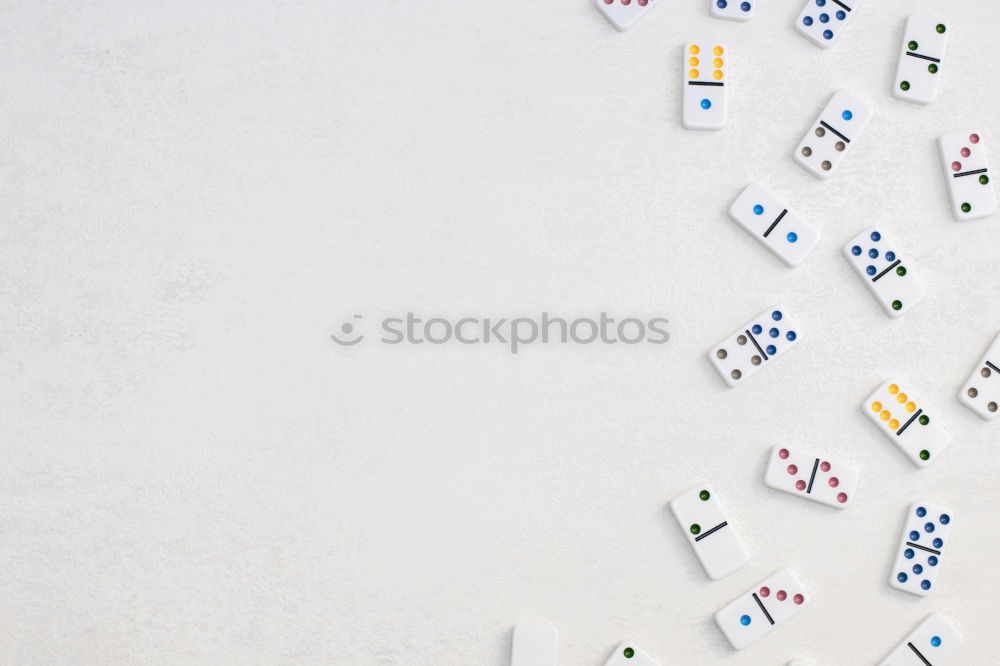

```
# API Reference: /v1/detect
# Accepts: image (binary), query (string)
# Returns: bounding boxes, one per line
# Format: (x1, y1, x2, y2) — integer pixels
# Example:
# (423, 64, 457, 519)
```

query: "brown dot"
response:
(801, 146, 812, 157)
(737, 335, 748, 345)
(835, 141, 845, 152)
(815, 127, 826, 137)
(968, 387, 979, 398)
(716, 348, 728, 360)
(821, 160, 832, 171)
(990, 402, 998, 413)
(731, 369, 742, 380)
(751, 355, 762, 366)
(983, 367, 993, 378)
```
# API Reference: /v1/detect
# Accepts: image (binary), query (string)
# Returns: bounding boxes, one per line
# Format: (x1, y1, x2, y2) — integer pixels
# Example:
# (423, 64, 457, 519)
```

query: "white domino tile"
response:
(682, 41, 728, 131)
(892, 14, 949, 105)
(603, 641, 662, 666)
(889, 502, 953, 596)
(710, 0, 754, 21)
(795, 0, 862, 49)
(863, 381, 950, 467)
(879, 613, 964, 665)
(794, 90, 873, 179)
(842, 228, 926, 318)
(958, 331, 1000, 419)
(939, 130, 998, 221)
(595, 0, 660, 31)
(708, 307, 800, 388)
(763, 445, 859, 508)
(670, 484, 748, 579)
(729, 183, 819, 267)
(715, 568, 810, 650)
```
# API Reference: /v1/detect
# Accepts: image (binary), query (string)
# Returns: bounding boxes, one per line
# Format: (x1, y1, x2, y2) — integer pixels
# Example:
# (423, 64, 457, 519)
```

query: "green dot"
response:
(928, 63, 938, 74)
(936, 24, 946, 34)
(962, 202, 972, 213)
(624, 647, 635, 659)
(920, 450, 930, 461)
(919, 415, 930, 426)
(908, 40, 919, 50)
(896, 266, 907, 277)
(690, 524, 701, 536)
(699, 490, 711, 501)
(981, 175, 990, 185)
(900, 81, 910, 91)
(892, 300, 903, 311)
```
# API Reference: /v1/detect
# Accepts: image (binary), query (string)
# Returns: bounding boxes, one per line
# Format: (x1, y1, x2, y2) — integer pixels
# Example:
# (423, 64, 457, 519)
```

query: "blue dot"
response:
(740, 615, 751, 626)
(913, 564, 923, 574)
(701, 98, 712, 110)
(753, 204, 764, 215)
(931, 636, 942, 647)
(921, 580, 932, 590)
(851, 245, 862, 256)
(766, 345, 777, 355)
(916, 506, 926, 517)
(819, 12, 830, 22)
(925, 522, 935, 533)
(787, 232, 798, 243)
(836, 9, 846, 19)
(869, 248, 879, 259)
(803, 16, 813, 26)
(866, 266, 876, 276)
(823, 29, 834, 39)
(928, 556, 938, 566)
(843, 110, 853, 121)
(885, 251, 896, 261)
(940, 514, 950, 525)
(897, 572, 908, 583)
(909, 531, 920, 541)
(771, 310, 783, 321)
(904, 548, 915, 559)
(717, 0, 727, 6)
(769, 328, 779, 338)
(815, 0, 825, 5)
(752, 324, 763, 335)
(786, 331, 796, 341)
(741, 1, 751, 10)
(933, 538, 943, 548)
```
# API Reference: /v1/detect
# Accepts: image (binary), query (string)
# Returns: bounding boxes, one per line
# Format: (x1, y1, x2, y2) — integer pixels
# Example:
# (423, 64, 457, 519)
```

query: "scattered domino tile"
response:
(959, 331, 1000, 419)
(603, 641, 662, 666)
(892, 14, 949, 105)
(670, 484, 749, 579)
(714, 568, 810, 650)
(938, 130, 998, 220)
(889, 502, 953, 596)
(863, 381, 951, 467)
(794, 90, 874, 179)
(710, 0, 754, 22)
(763, 445, 859, 508)
(708, 307, 800, 388)
(842, 228, 926, 318)
(795, 0, 862, 49)
(878, 613, 964, 665)
(683, 42, 728, 130)
(787, 660, 817, 666)
(728, 183, 819, 267)
(511, 625, 558, 666)
(595, 0, 659, 31)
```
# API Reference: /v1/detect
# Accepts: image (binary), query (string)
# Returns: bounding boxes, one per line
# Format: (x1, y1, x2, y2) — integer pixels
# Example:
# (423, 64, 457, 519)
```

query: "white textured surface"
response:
(2, 1, 999, 664)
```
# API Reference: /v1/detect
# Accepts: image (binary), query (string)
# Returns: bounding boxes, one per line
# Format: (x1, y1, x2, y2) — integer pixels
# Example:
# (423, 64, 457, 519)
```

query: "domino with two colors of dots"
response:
(710, 0, 754, 22)
(863, 381, 950, 467)
(595, 0, 658, 31)
(510, 625, 557, 666)
(728, 184, 819, 267)
(889, 502, 953, 597)
(708, 307, 800, 387)
(959, 331, 1000, 419)
(842, 228, 926, 318)
(892, 14, 949, 105)
(795, 0, 861, 49)
(939, 130, 997, 220)
(879, 613, 964, 665)
(714, 568, 810, 650)
(603, 642, 662, 666)
(794, 90, 873, 179)
(763, 445, 859, 508)
(670, 485, 748, 579)
(683, 42, 728, 130)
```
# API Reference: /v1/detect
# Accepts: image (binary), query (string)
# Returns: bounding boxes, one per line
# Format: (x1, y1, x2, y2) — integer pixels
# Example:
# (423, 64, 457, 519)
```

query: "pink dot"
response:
(795, 480, 806, 491)
(837, 492, 848, 503)
(621, 0, 631, 4)
(787, 464, 798, 475)
(820, 461, 831, 472)
(829, 476, 839, 487)
(759, 587, 770, 597)
(638, 0, 648, 4)
(961, 147, 971, 158)
(971, 134, 980, 144)
(776, 590, 787, 601)
(793, 594, 804, 604)
(778, 448, 790, 459)
(952, 161, 962, 171)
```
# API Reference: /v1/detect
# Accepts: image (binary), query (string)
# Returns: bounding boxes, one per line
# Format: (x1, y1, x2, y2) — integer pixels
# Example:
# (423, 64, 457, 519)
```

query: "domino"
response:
(892, 15, 949, 105)
(511, 625, 558, 666)
(763, 445, 859, 508)
(710, 0, 754, 22)
(889, 502, 953, 596)
(939, 130, 997, 220)
(959, 331, 1000, 419)
(683, 42, 728, 130)
(670, 485, 749, 579)
(708, 307, 800, 388)
(795, 0, 861, 49)
(842, 228, 926, 318)
(714, 568, 810, 650)
(794, 89, 873, 179)
(595, 0, 659, 32)
(879, 613, 964, 665)
(603, 641, 662, 666)
(728, 183, 819, 267)
(863, 381, 951, 467)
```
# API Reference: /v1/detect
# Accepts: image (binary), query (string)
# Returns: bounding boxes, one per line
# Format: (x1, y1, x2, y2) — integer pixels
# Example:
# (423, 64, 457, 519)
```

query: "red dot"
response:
(759, 587, 770, 597)
(837, 492, 848, 503)
(795, 480, 806, 491)
(829, 477, 839, 487)
(787, 464, 798, 475)
(776, 590, 787, 601)
(952, 161, 962, 171)
(604, 0, 613, 3)
(638, 0, 648, 4)
(778, 448, 790, 459)
(820, 461, 831, 472)
(961, 147, 971, 158)
(621, 0, 631, 4)
(793, 594, 804, 604)
(971, 134, 980, 144)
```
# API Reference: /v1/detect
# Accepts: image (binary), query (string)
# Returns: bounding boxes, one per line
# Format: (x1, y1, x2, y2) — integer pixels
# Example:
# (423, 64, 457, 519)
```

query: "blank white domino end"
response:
(795, 0, 862, 49)
(595, 0, 660, 31)
(878, 613, 963, 665)
(708, 307, 801, 388)
(715, 568, 810, 650)
(670, 484, 749, 579)
(763, 445, 859, 508)
(603, 641, 662, 666)
(892, 14, 949, 105)
(710, 0, 754, 22)
(511, 625, 557, 666)
(729, 184, 819, 267)
(889, 502, 953, 596)
(683, 42, 728, 130)
(794, 90, 873, 179)
(959, 331, 1000, 419)
(842, 228, 926, 318)
(939, 130, 998, 220)
(863, 381, 950, 467)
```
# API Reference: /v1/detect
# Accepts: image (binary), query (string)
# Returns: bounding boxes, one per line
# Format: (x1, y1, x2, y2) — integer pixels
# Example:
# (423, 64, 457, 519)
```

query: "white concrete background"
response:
(2, 0, 999, 664)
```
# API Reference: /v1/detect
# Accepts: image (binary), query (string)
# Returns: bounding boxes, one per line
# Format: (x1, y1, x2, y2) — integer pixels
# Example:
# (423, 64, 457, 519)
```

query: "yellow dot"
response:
(689, 44, 701, 55)
(889, 419, 900, 430)
(713, 46, 724, 56)
(880, 410, 891, 421)
(689, 69, 700, 79)
(888, 384, 899, 394)
(713, 57, 724, 68)
(713, 70, 724, 81)
(871, 401, 882, 412)
(906, 402, 917, 412)
(897, 392, 908, 404)
(689, 56, 700, 67)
